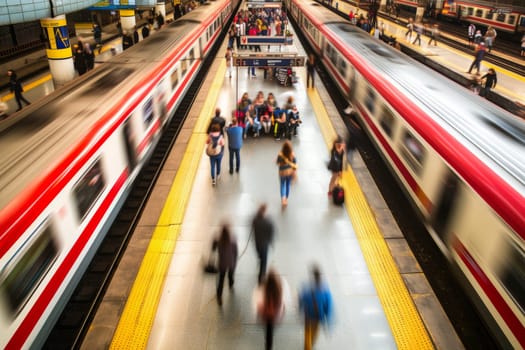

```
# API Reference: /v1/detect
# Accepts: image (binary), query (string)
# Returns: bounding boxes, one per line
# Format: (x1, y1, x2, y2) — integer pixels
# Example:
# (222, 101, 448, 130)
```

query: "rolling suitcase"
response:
(332, 185, 345, 206)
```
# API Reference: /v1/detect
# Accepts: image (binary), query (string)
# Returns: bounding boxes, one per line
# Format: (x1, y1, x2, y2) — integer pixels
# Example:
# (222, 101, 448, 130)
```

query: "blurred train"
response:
(286, 0, 525, 348)
(0, 0, 239, 348)
(397, 0, 525, 34)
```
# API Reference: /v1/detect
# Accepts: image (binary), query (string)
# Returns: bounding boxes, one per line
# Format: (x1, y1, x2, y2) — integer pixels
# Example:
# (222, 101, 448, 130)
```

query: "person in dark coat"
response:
(306, 54, 315, 88)
(122, 31, 134, 50)
(251, 204, 275, 284)
(212, 223, 238, 306)
(141, 24, 150, 39)
(7, 69, 30, 111)
(479, 68, 497, 98)
(74, 46, 87, 76)
(83, 43, 95, 71)
(207, 107, 226, 135)
(156, 12, 165, 28)
(133, 27, 139, 44)
(327, 135, 345, 195)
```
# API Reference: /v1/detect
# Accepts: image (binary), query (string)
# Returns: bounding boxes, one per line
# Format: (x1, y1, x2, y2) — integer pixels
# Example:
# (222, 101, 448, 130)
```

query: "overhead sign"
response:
(234, 55, 305, 67)
(241, 35, 293, 45)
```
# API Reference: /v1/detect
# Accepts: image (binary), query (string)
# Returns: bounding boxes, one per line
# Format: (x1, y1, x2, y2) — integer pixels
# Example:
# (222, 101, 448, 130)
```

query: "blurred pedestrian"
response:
(133, 27, 139, 44)
(92, 23, 102, 47)
(484, 26, 497, 53)
(122, 31, 133, 50)
(299, 265, 334, 350)
(73, 46, 87, 76)
(141, 24, 150, 39)
(473, 29, 482, 44)
(206, 123, 225, 186)
(521, 34, 525, 57)
(327, 136, 345, 196)
(84, 43, 95, 71)
(251, 204, 275, 284)
(306, 53, 315, 88)
(412, 22, 422, 46)
(207, 107, 226, 135)
(7, 69, 30, 111)
(255, 269, 285, 350)
(212, 223, 238, 306)
(276, 140, 297, 207)
(226, 116, 243, 174)
(156, 12, 165, 28)
(467, 23, 476, 47)
(479, 68, 497, 98)
(467, 42, 486, 75)
(428, 24, 439, 46)
(225, 47, 233, 79)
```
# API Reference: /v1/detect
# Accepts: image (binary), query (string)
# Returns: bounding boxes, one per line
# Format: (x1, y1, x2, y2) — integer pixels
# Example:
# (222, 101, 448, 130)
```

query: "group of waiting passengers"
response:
(235, 91, 302, 140)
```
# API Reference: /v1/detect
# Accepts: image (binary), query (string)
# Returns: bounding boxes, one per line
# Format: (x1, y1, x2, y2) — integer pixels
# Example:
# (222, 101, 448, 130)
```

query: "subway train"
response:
(286, 0, 525, 348)
(440, 0, 525, 34)
(0, 0, 239, 348)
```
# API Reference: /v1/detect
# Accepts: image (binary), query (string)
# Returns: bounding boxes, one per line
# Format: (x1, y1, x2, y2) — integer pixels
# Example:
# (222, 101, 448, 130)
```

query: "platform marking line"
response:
(109, 61, 227, 350)
(308, 89, 433, 350)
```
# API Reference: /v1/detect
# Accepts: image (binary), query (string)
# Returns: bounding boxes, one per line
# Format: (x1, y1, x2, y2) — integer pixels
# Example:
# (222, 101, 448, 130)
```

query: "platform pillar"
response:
(120, 9, 137, 33)
(155, 1, 166, 19)
(40, 15, 75, 87)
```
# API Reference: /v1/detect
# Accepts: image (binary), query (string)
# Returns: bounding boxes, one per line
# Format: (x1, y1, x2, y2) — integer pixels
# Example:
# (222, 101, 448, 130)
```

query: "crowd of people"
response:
(211, 205, 334, 350)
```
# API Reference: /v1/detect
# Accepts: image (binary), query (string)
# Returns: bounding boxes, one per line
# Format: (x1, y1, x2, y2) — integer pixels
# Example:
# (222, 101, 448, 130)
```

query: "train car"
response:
(0, 0, 239, 348)
(441, 0, 525, 34)
(286, 0, 525, 348)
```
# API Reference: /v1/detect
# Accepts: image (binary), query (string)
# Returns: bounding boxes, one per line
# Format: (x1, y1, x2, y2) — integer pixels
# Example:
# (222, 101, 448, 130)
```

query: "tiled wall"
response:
(0, 0, 157, 26)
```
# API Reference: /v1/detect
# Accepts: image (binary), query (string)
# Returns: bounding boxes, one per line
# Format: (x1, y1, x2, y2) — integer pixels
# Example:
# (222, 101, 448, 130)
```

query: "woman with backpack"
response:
(327, 135, 345, 196)
(276, 141, 297, 207)
(206, 123, 225, 185)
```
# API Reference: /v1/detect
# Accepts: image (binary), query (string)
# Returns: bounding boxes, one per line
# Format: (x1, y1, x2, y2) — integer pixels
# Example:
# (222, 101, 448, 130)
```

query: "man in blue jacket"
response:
(299, 265, 334, 350)
(226, 117, 243, 174)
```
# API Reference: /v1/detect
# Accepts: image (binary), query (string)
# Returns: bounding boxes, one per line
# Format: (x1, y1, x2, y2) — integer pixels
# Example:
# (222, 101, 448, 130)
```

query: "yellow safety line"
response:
(308, 89, 433, 349)
(110, 61, 227, 350)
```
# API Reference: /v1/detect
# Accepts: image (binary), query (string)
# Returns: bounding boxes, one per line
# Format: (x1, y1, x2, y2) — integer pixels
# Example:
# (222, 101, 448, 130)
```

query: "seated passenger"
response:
(253, 91, 266, 119)
(274, 110, 287, 141)
(287, 105, 302, 139)
(244, 109, 262, 138)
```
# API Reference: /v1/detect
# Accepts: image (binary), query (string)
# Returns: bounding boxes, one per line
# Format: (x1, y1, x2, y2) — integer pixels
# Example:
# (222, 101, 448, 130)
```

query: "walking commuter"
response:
(484, 26, 497, 53)
(467, 42, 486, 75)
(306, 54, 315, 88)
(212, 223, 238, 306)
(133, 27, 139, 44)
(276, 140, 297, 207)
(141, 24, 150, 39)
(206, 124, 225, 186)
(226, 116, 243, 174)
(428, 24, 439, 46)
(83, 43, 95, 71)
(479, 68, 497, 98)
(405, 17, 414, 40)
(251, 204, 275, 284)
(467, 23, 476, 47)
(412, 22, 423, 46)
(156, 12, 165, 28)
(207, 107, 226, 135)
(299, 265, 334, 350)
(122, 31, 134, 50)
(7, 69, 30, 111)
(327, 136, 345, 196)
(92, 23, 102, 48)
(473, 29, 483, 45)
(255, 269, 285, 350)
(73, 46, 87, 76)
(225, 47, 233, 79)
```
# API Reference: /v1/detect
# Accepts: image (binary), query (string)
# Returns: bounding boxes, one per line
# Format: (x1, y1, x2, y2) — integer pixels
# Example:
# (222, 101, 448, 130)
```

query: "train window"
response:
(188, 48, 195, 64)
(0, 225, 58, 316)
(499, 243, 525, 313)
(508, 15, 516, 24)
(143, 98, 154, 127)
(484, 12, 493, 20)
(365, 86, 375, 115)
(496, 13, 506, 22)
(475, 9, 483, 17)
(380, 107, 395, 137)
(401, 131, 426, 172)
(467, 7, 473, 16)
(171, 68, 179, 90)
(181, 59, 187, 77)
(73, 160, 106, 221)
(338, 59, 346, 77)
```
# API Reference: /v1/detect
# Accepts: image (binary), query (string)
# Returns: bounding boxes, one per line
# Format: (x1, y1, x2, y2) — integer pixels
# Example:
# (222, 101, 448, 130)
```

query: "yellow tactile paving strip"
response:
(308, 89, 434, 349)
(109, 62, 226, 350)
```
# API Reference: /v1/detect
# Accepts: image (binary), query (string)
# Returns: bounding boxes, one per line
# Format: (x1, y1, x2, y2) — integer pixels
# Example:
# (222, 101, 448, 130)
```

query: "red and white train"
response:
(0, 0, 239, 348)
(287, 0, 524, 348)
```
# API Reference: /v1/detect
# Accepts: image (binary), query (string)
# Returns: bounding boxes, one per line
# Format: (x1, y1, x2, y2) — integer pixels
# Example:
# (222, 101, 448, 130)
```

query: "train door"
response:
(431, 171, 459, 241)
(123, 120, 137, 172)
